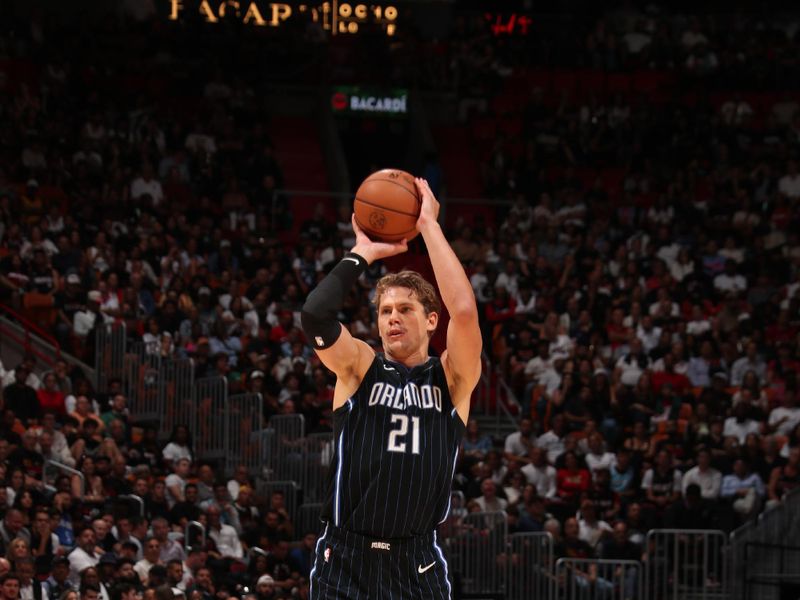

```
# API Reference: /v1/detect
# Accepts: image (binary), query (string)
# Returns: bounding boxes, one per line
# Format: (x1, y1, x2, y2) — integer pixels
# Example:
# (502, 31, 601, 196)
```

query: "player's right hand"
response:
(350, 214, 408, 264)
(414, 177, 440, 232)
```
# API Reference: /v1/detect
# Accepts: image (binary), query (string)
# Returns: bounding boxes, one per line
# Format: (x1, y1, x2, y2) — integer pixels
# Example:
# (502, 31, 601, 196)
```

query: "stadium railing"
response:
(441, 511, 508, 598)
(645, 529, 728, 600)
(555, 557, 642, 600)
(44, 459, 85, 498)
(192, 376, 229, 462)
(225, 392, 266, 476)
(433, 518, 735, 600)
(729, 487, 800, 600)
(95, 322, 127, 392)
(185, 519, 206, 550)
(117, 493, 146, 518)
(506, 532, 554, 600)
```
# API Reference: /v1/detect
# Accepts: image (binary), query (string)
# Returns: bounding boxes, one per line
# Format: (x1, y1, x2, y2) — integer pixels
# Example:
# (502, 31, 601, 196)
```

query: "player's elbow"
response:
(301, 308, 341, 350)
(448, 301, 479, 323)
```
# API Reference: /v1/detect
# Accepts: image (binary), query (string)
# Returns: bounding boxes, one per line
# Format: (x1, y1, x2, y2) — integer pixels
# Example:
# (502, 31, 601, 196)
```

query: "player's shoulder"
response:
(357, 353, 382, 380)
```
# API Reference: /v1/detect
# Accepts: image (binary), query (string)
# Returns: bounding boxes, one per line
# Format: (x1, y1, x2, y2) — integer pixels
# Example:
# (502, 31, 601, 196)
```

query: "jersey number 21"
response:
(387, 414, 421, 455)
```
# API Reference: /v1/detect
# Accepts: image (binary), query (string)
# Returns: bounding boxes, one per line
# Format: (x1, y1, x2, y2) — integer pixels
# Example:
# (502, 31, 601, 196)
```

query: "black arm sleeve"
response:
(301, 252, 368, 349)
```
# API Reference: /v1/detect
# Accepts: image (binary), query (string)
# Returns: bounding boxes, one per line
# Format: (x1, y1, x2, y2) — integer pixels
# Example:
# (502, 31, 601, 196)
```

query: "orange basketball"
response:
(353, 169, 421, 242)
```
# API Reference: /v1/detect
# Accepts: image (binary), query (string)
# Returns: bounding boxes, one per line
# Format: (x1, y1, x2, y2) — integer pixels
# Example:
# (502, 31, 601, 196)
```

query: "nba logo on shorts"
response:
(324, 547, 331, 563)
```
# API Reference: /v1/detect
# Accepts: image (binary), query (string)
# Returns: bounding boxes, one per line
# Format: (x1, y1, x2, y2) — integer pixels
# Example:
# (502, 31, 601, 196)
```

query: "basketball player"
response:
(301, 178, 482, 599)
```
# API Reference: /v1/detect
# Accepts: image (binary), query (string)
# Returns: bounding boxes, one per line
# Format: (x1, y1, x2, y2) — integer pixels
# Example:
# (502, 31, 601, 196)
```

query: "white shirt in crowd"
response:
(549, 335, 574, 361)
(164, 473, 187, 508)
(19, 580, 49, 600)
(134, 557, 158, 585)
(615, 354, 650, 387)
(130, 176, 164, 206)
(1, 367, 41, 390)
(494, 271, 519, 296)
(536, 431, 565, 465)
(521, 462, 557, 498)
(525, 356, 553, 383)
(636, 325, 662, 354)
(68, 547, 99, 587)
(769, 406, 800, 436)
(778, 173, 800, 199)
(73, 309, 98, 337)
(714, 273, 747, 294)
(668, 259, 694, 282)
(474, 496, 508, 513)
(723, 417, 762, 444)
(579, 518, 613, 548)
(681, 466, 722, 499)
(686, 319, 711, 336)
(162, 443, 192, 465)
(504, 431, 536, 458)
(585, 451, 616, 476)
(651, 356, 688, 375)
(640, 469, 682, 495)
(208, 523, 244, 559)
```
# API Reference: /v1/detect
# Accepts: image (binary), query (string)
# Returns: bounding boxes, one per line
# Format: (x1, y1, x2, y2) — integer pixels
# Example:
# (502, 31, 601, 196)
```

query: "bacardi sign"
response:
(331, 86, 408, 117)
(167, 0, 399, 36)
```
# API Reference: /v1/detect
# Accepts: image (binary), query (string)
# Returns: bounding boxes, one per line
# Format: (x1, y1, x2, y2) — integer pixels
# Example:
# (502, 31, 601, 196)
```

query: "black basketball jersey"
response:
(321, 354, 466, 538)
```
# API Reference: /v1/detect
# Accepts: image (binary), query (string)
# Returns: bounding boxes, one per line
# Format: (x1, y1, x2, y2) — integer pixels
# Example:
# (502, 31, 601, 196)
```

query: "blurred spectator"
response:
(46, 557, 73, 599)
(724, 403, 763, 444)
(226, 466, 251, 503)
(503, 418, 536, 467)
(161, 427, 193, 470)
(599, 521, 640, 598)
(151, 519, 184, 564)
(664, 483, 717, 529)
(473, 479, 508, 513)
(577, 499, 612, 548)
(767, 447, 800, 509)
(721, 458, 765, 521)
(556, 451, 591, 509)
(4, 366, 41, 426)
(641, 451, 681, 516)
(205, 505, 243, 563)
(134, 538, 162, 586)
(17, 556, 48, 600)
(68, 528, 99, 587)
(462, 419, 493, 460)
(521, 447, 557, 499)
(681, 448, 722, 500)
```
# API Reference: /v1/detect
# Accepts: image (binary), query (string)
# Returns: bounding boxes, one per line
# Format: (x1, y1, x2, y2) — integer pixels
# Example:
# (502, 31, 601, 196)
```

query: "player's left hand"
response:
(414, 177, 440, 230)
(351, 214, 408, 264)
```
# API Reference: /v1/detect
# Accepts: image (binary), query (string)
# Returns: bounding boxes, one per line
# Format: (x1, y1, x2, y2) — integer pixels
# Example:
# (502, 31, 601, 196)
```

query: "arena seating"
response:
(1, 4, 800, 599)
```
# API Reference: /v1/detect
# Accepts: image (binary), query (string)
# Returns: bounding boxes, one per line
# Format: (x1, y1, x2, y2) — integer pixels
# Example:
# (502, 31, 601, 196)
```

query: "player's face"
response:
(377, 287, 437, 361)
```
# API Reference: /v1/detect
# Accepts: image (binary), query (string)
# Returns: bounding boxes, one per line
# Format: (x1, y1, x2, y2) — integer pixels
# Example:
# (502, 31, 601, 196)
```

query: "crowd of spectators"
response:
(443, 5, 800, 94)
(1, 2, 800, 600)
(445, 3, 800, 576)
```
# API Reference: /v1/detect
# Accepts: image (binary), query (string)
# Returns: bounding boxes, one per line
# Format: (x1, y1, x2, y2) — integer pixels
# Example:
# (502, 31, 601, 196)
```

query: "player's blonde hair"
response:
(373, 270, 441, 321)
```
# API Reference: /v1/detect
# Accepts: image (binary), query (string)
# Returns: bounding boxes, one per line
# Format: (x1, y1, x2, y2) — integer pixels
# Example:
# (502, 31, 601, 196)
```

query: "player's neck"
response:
(384, 347, 429, 369)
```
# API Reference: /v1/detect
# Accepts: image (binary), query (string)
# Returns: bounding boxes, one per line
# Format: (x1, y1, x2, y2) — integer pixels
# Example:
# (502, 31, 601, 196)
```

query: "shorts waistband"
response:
(323, 523, 436, 551)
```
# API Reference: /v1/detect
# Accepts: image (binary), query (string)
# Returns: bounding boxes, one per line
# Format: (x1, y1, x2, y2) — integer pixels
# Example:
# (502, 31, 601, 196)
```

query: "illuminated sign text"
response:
(168, 0, 399, 36)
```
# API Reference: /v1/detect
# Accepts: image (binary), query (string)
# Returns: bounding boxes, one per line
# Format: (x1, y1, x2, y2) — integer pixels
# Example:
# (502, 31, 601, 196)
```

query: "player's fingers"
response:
(417, 177, 433, 196)
(413, 177, 425, 197)
(351, 214, 365, 235)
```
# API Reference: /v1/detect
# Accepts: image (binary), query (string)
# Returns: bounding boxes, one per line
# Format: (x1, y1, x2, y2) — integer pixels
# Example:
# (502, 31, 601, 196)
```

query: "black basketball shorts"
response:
(309, 523, 453, 599)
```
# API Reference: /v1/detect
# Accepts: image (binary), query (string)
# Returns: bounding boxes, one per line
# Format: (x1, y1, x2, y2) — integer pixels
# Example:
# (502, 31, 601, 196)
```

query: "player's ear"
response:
(426, 311, 438, 335)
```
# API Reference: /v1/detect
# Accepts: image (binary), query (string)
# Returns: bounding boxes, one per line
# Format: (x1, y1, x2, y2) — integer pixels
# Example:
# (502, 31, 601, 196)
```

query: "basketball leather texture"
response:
(354, 169, 421, 242)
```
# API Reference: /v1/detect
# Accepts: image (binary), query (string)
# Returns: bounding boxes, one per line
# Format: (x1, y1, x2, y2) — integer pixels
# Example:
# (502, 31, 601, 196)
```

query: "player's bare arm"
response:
(415, 177, 482, 424)
(301, 217, 407, 410)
